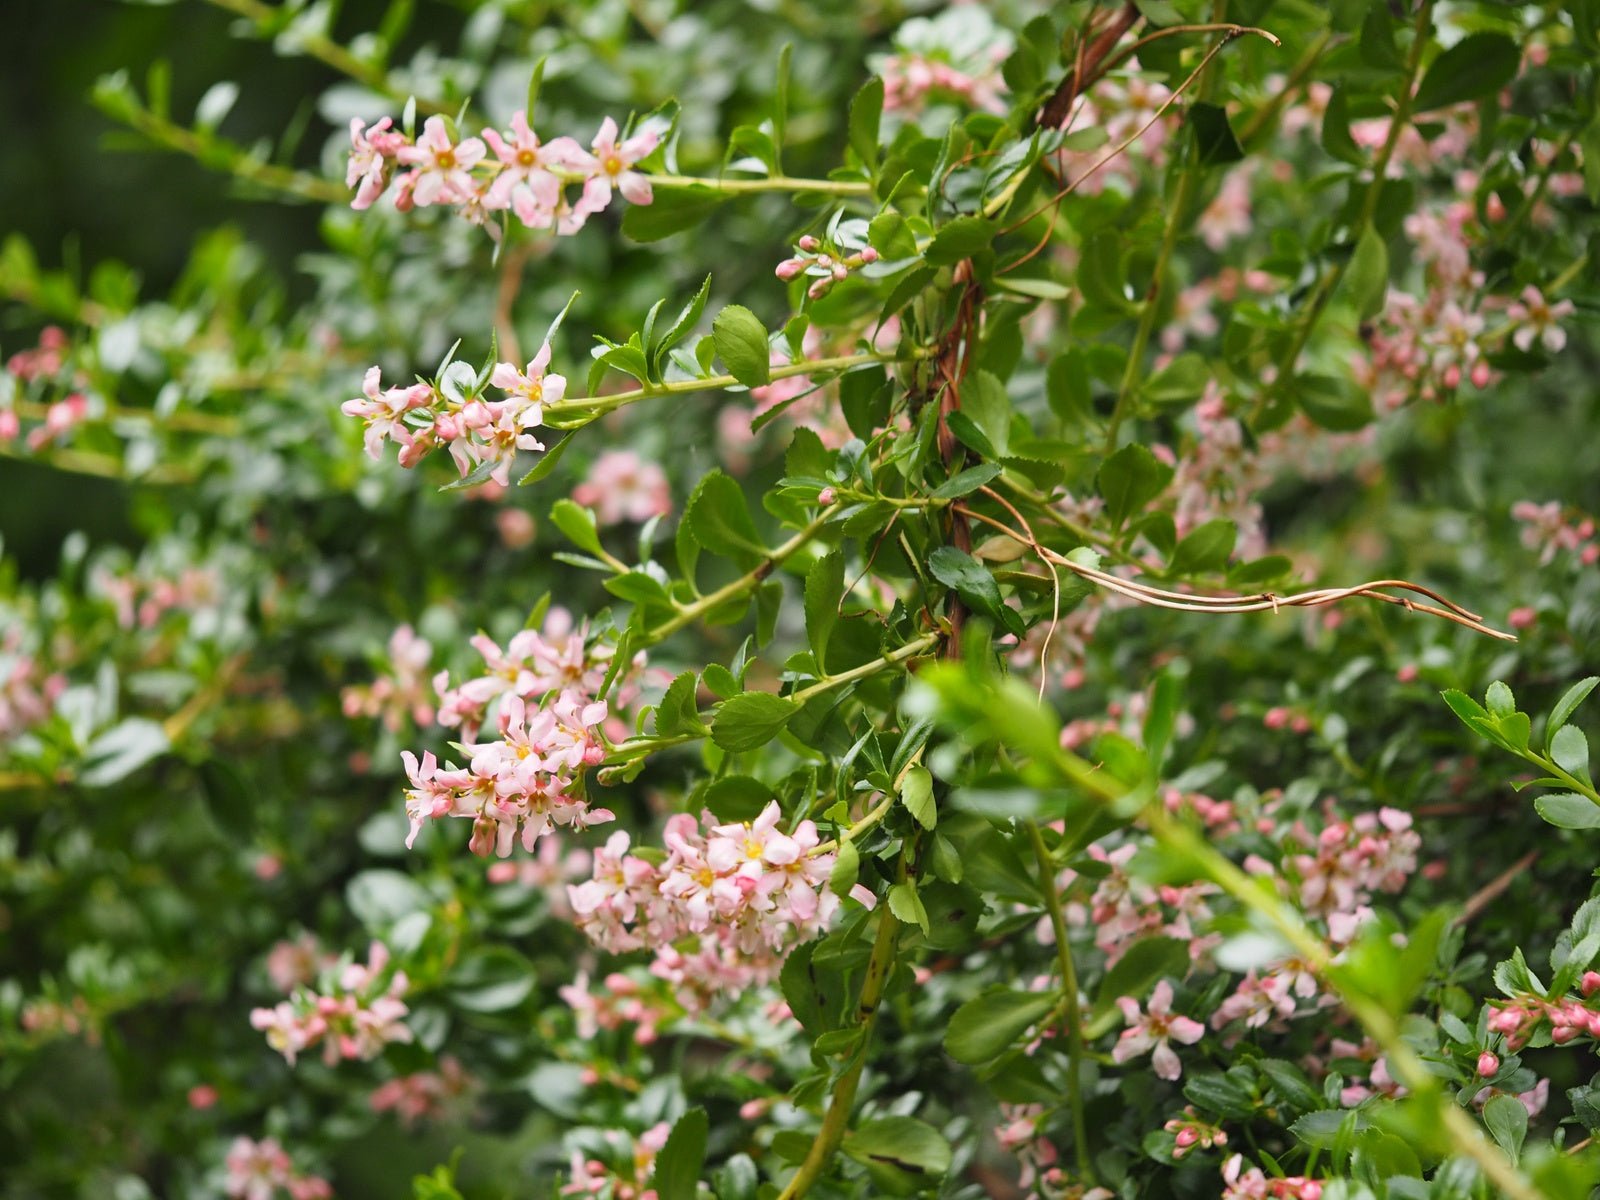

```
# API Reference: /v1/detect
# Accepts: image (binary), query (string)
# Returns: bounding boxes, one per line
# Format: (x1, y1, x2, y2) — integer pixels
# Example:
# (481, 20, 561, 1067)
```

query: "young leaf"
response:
(1098, 443, 1173, 529)
(899, 764, 936, 829)
(1549, 677, 1599, 737)
(650, 1108, 709, 1200)
(805, 551, 845, 668)
(550, 499, 604, 557)
(1533, 793, 1600, 830)
(686, 470, 765, 560)
(711, 304, 771, 388)
(888, 879, 930, 934)
(849, 76, 884, 171)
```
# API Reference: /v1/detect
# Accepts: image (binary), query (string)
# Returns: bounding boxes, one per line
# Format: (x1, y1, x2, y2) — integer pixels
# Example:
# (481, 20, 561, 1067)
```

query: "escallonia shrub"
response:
(2, 0, 1600, 1197)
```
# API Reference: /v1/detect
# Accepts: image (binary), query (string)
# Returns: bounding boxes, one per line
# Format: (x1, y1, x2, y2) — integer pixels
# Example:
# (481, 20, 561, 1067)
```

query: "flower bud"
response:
(1582, 971, 1600, 997)
(1477, 1051, 1499, 1077)
(797, 234, 820, 251)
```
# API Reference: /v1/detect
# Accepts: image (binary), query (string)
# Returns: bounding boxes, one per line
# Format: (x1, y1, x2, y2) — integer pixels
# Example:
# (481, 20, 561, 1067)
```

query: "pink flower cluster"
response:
(1270, 807, 1419, 934)
(1489, 971, 1600, 1051)
(250, 940, 412, 1066)
(776, 235, 880, 300)
(93, 561, 221, 630)
(342, 343, 563, 485)
(1164, 1108, 1228, 1159)
(402, 690, 610, 857)
(369, 1055, 476, 1128)
(0, 632, 65, 740)
(568, 803, 840, 1004)
(1162, 386, 1269, 560)
(1222, 1154, 1322, 1200)
(6, 324, 69, 381)
(559, 969, 673, 1044)
(571, 450, 672, 527)
(1058, 841, 1219, 965)
(11, 392, 90, 451)
(341, 623, 436, 732)
(347, 111, 657, 236)
(1512, 500, 1598, 567)
(223, 1138, 332, 1200)
(562, 1122, 672, 1199)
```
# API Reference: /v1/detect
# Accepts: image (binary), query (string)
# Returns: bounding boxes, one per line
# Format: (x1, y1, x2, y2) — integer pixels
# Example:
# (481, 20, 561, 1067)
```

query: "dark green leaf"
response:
(711, 692, 799, 752)
(651, 1108, 709, 1200)
(944, 989, 1058, 1064)
(1411, 33, 1520, 115)
(712, 304, 771, 388)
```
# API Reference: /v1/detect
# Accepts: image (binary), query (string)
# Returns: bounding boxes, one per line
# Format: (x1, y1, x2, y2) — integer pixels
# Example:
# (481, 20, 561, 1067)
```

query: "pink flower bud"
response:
(1477, 1051, 1499, 1076)
(817, 486, 836, 506)
(775, 257, 806, 281)
(188, 1084, 219, 1109)
(1470, 360, 1491, 389)
(859, 246, 880, 263)
(1581, 971, 1600, 997)
(1396, 663, 1419, 683)
(1508, 606, 1536, 630)
(1174, 1128, 1198, 1148)
(1263, 706, 1290, 730)
(797, 235, 820, 252)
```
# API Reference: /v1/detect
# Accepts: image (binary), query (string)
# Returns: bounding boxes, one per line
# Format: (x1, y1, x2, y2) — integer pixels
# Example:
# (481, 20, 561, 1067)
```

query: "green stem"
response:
(201, 0, 453, 115)
(650, 173, 872, 198)
(110, 99, 346, 204)
(1250, 0, 1433, 425)
(1105, 1, 1230, 455)
(639, 514, 829, 646)
(543, 351, 911, 426)
(1146, 808, 1541, 1200)
(1026, 819, 1093, 1184)
(777, 852, 908, 1200)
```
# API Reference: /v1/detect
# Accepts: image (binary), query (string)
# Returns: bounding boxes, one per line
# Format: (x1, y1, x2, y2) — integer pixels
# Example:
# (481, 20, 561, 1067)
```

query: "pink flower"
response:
(1113, 979, 1205, 1080)
(571, 450, 671, 526)
(347, 116, 402, 209)
(1507, 286, 1574, 354)
(396, 116, 487, 207)
(482, 110, 564, 228)
(566, 117, 659, 208)
(490, 341, 567, 414)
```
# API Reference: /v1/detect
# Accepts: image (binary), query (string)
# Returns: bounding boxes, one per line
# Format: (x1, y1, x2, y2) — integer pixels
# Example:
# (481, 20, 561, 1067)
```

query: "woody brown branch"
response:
(1036, 2, 1142, 130)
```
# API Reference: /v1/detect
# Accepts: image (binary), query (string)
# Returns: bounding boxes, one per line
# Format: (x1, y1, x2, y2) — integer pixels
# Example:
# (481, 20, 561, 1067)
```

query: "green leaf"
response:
(849, 76, 884, 170)
(1342, 226, 1388, 321)
(711, 304, 771, 388)
(888, 880, 930, 933)
(711, 692, 799, 752)
(842, 1116, 951, 1195)
(1482, 1093, 1528, 1165)
(550, 498, 603, 557)
(655, 671, 706, 738)
(945, 989, 1058, 1064)
(1092, 936, 1189, 1018)
(1295, 372, 1374, 432)
(1411, 33, 1520, 115)
(928, 546, 1022, 636)
(1320, 85, 1364, 166)
(1098, 442, 1173, 529)
(686, 470, 764, 560)
(830, 838, 861, 898)
(1550, 677, 1599, 736)
(518, 431, 577, 485)
(650, 274, 711, 376)
(926, 216, 998, 266)
(347, 868, 430, 927)
(622, 185, 728, 242)
(703, 775, 774, 822)
(651, 1108, 709, 1200)
(1551, 725, 1591, 779)
(932, 462, 1002, 499)
(1142, 353, 1208, 406)
(1485, 680, 1517, 719)
(1188, 102, 1243, 166)
(80, 718, 171, 787)
(1169, 518, 1236, 576)
(805, 551, 845, 668)
(900, 764, 936, 829)
(449, 947, 536, 1012)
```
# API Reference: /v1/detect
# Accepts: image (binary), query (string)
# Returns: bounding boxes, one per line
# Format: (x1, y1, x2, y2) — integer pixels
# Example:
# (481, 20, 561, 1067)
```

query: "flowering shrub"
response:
(3, 1, 1600, 1198)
